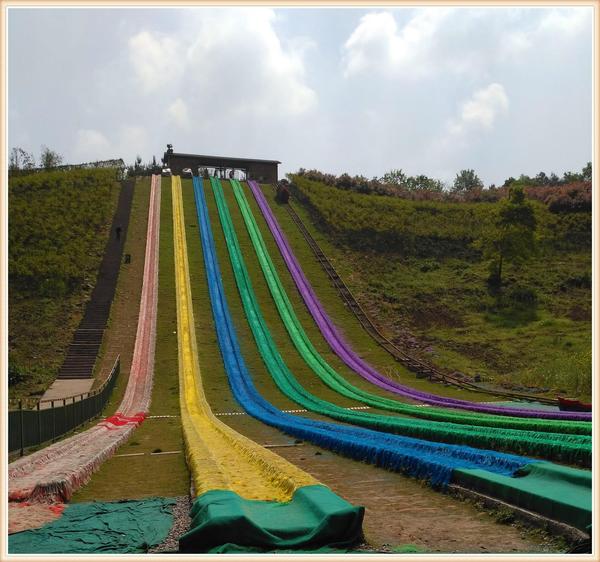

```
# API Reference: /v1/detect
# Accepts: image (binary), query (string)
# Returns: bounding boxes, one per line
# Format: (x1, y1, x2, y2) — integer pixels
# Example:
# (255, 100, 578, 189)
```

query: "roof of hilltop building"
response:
(167, 152, 281, 165)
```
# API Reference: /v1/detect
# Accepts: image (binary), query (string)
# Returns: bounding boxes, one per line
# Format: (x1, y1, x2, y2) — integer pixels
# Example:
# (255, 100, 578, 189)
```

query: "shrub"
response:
(507, 285, 538, 305)
(8, 359, 25, 386)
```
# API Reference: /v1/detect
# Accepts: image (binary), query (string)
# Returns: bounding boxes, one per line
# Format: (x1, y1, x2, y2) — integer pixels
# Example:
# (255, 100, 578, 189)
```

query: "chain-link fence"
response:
(8, 356, 120, 456)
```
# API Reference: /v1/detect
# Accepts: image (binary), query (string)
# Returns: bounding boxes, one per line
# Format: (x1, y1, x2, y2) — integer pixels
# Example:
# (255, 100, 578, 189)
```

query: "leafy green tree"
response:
(381, 169, 407, 185)
(582, 161, 592, 182)
(40, 145, 63, 170)
(406, 175, 444, 192)
(476, 184, 537, 287)
(534, 171, 549, 185)
(562, 170, 582, 183)
(453, 169, 483, 193)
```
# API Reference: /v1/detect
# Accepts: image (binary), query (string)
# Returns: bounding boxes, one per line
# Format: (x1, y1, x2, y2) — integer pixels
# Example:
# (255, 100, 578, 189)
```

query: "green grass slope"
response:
(269, 177, 591, 400)
(9, 168, 120, 400)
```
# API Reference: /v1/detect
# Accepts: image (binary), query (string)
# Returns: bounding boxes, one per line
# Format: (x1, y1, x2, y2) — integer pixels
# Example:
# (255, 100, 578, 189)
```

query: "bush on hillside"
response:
(289, 175, 590, 257)
(293, 168, 591, 211)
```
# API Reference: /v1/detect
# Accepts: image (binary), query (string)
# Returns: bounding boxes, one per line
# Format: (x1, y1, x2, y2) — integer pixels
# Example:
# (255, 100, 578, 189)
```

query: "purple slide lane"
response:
(247, 180, 590, 422)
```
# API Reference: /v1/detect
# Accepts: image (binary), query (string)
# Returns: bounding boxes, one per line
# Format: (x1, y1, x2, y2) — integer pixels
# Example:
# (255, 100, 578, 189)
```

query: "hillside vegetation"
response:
(288, 175, 591, 399)
(9, 168, 120, 399)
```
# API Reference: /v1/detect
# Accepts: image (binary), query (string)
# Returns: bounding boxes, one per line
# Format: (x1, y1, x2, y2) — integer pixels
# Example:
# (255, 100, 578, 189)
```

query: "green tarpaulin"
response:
(454, 462, 591, 532)
(179, 484, 364, 553)
(9, 497, 175, 554)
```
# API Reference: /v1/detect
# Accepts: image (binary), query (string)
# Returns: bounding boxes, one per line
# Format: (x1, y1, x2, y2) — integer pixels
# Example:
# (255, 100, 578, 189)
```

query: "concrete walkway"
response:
(39, 379, 94, 409)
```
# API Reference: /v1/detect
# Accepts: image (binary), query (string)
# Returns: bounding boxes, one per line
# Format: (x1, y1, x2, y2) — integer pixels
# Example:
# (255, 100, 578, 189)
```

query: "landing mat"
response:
(179, 484, 364, 552)
(8, 497, 175, 554)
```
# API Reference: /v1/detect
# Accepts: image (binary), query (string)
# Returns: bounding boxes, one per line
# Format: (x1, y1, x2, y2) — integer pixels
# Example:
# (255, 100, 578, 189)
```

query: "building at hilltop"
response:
(162, 145, 280, 183)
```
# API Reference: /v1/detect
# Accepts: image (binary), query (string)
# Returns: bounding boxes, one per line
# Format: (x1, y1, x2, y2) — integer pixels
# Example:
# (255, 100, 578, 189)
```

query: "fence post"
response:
(19, 400, 24, 457)
(52, 400, 56, 443)
(37, 400, 42, 446)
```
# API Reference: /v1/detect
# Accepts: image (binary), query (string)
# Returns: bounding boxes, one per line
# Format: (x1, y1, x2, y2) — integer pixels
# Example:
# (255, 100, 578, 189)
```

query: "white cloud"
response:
(342, 10, 451, 79)
(537, 8, 590, 35)
(116, 125, 149, 160)
(73, 126, 149, 164)
(74, 129, 112, 160)
(342, 8, 592, 80)
(129, 31, 182, 93)
(460, 83, 509, 130)
(440, 83, 509, 149)
(167, 98, 190, 130)
(183, 8, 317, 118)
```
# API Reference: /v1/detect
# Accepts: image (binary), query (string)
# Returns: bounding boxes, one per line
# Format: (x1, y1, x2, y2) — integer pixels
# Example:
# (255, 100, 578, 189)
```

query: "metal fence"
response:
(8, 356, 121, 456)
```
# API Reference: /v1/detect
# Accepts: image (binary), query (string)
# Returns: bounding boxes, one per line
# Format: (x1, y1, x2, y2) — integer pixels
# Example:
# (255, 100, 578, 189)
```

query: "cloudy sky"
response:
(7, 6, 593, 186)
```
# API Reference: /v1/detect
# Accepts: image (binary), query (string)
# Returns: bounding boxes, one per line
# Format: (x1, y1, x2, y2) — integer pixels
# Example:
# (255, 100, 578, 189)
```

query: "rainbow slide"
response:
(216, 177, 589, 465)
(190, 176, 590, 534)
(171, 176, 363, 552)
(247, 179, 590, 422)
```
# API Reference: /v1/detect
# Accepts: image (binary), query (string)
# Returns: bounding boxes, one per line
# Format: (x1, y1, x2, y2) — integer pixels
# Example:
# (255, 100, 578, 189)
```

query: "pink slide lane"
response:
(8, 176, 161, 532)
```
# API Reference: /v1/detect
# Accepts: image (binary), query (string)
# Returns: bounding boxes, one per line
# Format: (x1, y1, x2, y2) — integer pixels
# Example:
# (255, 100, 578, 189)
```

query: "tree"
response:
(381, 169, 407, 185)
(534, 171, 549, 185)
(133, 155, 143, 175)
(475, 184, 537, 288)
(452, 169, 483, 193)
(381, 169, 444, 192)
(563, 170, 582, 184)
(40, 145, 63, 170)
(9, 147, 35, 172)
(582, 161, 592, 182)
(405, 175, 444, 192)
(548, 172, 560, 186)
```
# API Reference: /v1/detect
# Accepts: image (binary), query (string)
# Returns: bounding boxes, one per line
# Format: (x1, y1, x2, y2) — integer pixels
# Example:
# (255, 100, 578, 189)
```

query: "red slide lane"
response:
(8, 176, 161, 532)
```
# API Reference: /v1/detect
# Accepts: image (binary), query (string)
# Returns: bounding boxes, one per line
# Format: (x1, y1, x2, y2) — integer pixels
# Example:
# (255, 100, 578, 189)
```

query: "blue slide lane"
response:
(190, 175, 538, 488)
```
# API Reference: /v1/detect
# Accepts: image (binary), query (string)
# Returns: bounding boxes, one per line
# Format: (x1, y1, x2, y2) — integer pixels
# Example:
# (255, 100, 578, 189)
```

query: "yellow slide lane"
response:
(172, 176, 316, 501)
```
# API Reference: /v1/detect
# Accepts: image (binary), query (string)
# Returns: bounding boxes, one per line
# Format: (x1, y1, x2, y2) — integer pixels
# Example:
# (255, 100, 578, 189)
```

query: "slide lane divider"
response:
(222, 179, 588, 464)
(172, 176, 363, 552)
(247, 179, 590, 423)
(8, 175, 161, 509)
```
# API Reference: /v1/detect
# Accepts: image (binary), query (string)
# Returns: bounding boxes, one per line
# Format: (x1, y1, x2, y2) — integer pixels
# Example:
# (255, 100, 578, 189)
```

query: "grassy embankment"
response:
(9, 168, 120, 400)
(280, 176, 591, 400)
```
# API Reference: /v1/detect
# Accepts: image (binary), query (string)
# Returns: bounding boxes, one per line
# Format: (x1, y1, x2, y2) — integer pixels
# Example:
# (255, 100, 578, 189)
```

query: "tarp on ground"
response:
(453, 462, 592, 532)
(179, 484, 364, 553)
(8, 497, 175, 554)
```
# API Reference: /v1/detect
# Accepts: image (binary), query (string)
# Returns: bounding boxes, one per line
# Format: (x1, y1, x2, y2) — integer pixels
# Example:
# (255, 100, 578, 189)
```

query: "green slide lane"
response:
(230, 179, 590, 434)
(210, 178, 589, 464)
(230, 180, 590, 435)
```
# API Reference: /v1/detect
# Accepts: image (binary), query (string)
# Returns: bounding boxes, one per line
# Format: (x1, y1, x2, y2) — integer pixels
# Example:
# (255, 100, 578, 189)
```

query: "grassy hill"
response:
(9, 168, 120, 400)
(284, 175, 591, 400)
